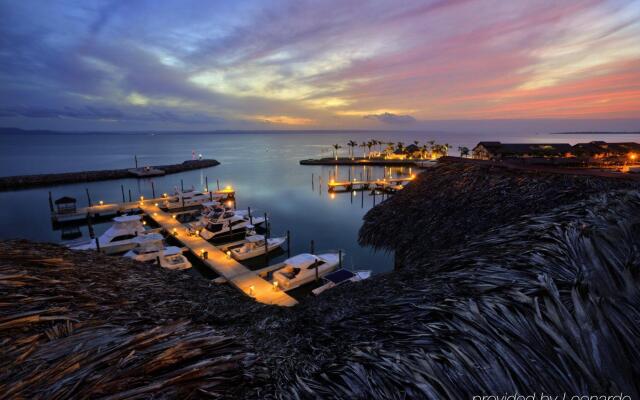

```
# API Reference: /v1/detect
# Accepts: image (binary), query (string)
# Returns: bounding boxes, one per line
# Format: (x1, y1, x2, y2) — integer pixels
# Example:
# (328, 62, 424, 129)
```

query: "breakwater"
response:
(0, 159, 219, 191)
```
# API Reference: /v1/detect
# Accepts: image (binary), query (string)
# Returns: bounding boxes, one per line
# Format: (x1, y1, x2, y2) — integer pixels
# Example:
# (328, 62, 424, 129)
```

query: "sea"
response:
(1, 130, 638, 277)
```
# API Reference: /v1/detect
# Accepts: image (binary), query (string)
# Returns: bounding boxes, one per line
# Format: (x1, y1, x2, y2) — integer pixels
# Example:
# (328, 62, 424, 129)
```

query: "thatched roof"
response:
(359, 159, 637, 261)
(3, 160, 640, 398)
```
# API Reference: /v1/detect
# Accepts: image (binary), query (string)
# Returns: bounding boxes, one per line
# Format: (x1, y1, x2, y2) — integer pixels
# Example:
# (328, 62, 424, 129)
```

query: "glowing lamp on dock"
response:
(140, 196, 144, 201)
(172, 228, 178, 236)
(226, 201, 234, 208)
(153, 212, 157, 217)
(172, 214, 176, 219)
(630, 153, 637, 161)
(99, 200, 104, 205)
(142, 220, 147, 225)
(249, 285, 255, 297)
(273, 281, 279, 291)
(226, 250, 231, 259)
(154, 203, 158, 207)
(200, 249, 205, 258)
(163, 193, 167, 198)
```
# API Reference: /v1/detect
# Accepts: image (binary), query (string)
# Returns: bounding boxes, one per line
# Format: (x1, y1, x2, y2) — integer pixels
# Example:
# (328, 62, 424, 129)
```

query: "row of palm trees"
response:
(330, 139, 463, 160)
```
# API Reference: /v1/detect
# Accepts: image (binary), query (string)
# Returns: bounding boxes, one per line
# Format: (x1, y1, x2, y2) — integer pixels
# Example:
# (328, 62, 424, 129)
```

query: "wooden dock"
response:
(327, 175, 415, 192)
(141, 203, 298, 307)
(51, 189, 235, 224)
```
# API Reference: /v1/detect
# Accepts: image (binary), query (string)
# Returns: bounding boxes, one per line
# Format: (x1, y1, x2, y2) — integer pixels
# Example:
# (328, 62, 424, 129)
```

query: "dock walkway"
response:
(328, 176, 415, 191)
(141, 203, 298, 307)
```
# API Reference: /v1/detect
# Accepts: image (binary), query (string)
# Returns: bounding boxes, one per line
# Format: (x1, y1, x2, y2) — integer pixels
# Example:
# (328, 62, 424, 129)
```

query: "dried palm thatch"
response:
(359, 159, 638, 261)
(0, 243, 263, 399)
(278, 191, 640, 399)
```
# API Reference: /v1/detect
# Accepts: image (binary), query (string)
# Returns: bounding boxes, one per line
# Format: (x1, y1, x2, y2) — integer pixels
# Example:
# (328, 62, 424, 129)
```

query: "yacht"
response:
(226, 234, 286, 261)
(273, 253, 341, 291)
(200, 206, 265, 227)
(163, 188, 221, 210)
(312, 269, 371, 296)
(198, 215, 254, 242)
(71, 215, 148, 254)
(158, 247, 192, 270)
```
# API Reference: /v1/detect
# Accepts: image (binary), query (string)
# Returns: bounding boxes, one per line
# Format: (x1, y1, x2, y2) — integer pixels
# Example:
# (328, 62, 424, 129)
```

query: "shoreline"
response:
(0, 159, 220, 191)
(300, 157, 434, 166)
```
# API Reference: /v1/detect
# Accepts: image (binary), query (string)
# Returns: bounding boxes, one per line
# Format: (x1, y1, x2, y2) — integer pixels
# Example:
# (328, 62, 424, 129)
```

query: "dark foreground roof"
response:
(54, 196, 76, 204)
(475, 142, 572, 156)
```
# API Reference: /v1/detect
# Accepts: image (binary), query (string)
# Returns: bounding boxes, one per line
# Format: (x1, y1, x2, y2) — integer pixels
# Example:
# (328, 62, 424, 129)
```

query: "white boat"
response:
(122, 233, 167, 261)
(273, 253, 341, 291)
(158, 247, 192, 270)
(163, 189, 221, 210)
(71, 215, 148, 254)
(198, 215, 255, 242)
(227, 234, 286, 261)
(312, 269, 371, 296)
(199, 206, 265, 227)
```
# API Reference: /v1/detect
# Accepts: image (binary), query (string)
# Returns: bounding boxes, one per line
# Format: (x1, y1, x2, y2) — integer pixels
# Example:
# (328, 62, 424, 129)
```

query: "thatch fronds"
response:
(359, 159, 637, 260)
(275, 191, 640, 398)
(0, 242, 263, 398)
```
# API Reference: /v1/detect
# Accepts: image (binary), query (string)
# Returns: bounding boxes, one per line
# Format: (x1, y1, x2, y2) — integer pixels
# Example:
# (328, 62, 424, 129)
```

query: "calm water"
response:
(1, 130, 638, 276)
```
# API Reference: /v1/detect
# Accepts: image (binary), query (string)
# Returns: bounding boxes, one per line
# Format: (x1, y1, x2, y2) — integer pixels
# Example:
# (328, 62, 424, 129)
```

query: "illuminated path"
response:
(141, 203, 298, 307)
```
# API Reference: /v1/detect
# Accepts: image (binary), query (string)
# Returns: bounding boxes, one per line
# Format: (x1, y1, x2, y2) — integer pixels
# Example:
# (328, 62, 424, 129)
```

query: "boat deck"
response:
(328, 175, 415, 191)
(141, 203, 297, 307)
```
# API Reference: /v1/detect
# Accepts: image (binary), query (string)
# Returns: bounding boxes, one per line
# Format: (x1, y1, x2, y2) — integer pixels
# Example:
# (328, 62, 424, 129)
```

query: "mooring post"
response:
(248, 207, 253, 225)
(361, 188, 364, 208)
(95, 235, 101, 253)
(205, 176, 209, 192)
(85, 188, 92, 207)
(86, 214, 95, 238)
(312, 173, 314, 191)
(348, 168, 351, 181)
(373, 190, 376, 206)
(287, 230, 291, 258)
(156, 256, 160, 265)
(264, 212, 269, 236)
(209, 191, 213, 201)
(180, 179, 184, 192)
(151, 181, 156, 198)
(128, 189, 132, 202)
(48, 191, 54, 213)
(310, 239, 314, 254)
(216, 179, 220, 190)
(121, 185, 125, 203)
(339, 249, 342, 269)
(135, 154, 138, 169)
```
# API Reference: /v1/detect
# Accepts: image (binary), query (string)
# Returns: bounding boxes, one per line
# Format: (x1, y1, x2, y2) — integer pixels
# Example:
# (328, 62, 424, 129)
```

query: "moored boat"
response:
(311, 269, 371, 296)
(273, 253, 341, 291)
(227, 234, 286, 261)
(70, 215, 149, 254)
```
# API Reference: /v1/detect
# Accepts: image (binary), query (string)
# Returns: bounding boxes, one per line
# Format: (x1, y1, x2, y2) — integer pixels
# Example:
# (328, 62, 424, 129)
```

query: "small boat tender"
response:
(312, 269, 371, 296)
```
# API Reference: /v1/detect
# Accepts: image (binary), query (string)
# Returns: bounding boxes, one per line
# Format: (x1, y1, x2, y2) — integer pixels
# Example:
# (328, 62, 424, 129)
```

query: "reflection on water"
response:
(1, 130, 638, 278)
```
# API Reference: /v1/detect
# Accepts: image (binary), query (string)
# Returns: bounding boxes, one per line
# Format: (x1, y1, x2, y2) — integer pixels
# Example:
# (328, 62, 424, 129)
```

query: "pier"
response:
(140, 203, 298, 307)
(327, 175, 415, 192)
(50, 188, 235, 224)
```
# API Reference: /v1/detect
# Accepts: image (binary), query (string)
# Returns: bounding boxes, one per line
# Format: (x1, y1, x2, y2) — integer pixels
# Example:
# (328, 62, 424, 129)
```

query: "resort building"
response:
(572, 141, 640, 162)
(472, 142, 573, 160)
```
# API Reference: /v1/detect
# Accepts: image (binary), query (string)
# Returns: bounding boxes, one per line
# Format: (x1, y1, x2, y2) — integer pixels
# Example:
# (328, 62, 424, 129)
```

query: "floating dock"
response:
(141, 203, 297, 307)
(327, 176, 415, 192)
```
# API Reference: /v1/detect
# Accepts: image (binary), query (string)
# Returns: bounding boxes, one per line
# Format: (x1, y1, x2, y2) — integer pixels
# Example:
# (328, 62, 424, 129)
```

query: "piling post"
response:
(205, 176, 209, 192)
(287, 230, 291, 258)
(312, 173, 314, 191)
(95, 235, 101, 253)
(373, 190, 376, 206)
(216, 179, 220, 190)
(310, 239, 314, 254)
(209, 191, 213, 201)
(135, 155, 138, 169)
(339, 249, 342, 269)
(48, 191, 54, 213)
(151, 181, 156, 198)
(348, 168, 351, 182)
(248, 207, 253, 225)
(156, 256, 160, 265)
(85, 188, 92, 207)
(121, 185, 125, 203)
(180, 179, 184, 192)
(128, 189, 132, 202)
(264, 212, 269, 236)
(361, 188, 364, 208)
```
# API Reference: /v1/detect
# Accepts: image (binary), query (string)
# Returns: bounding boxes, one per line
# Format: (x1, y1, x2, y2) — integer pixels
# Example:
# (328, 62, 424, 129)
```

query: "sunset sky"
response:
(1, 0, 639, 132)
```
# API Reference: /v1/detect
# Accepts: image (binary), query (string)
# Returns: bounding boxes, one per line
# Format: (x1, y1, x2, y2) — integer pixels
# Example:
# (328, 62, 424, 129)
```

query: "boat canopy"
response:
(285, 254, 319, 269)
(246, 235, 265, 243)
(164, 246, 182, 256)
(113, 215, 142, 223)
(325, 269, 355, 284)
(133, 233, 163, 244)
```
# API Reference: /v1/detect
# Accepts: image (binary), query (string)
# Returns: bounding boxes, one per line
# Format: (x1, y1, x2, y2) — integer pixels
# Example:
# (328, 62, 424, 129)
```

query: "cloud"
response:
(364, 112, 416, 124)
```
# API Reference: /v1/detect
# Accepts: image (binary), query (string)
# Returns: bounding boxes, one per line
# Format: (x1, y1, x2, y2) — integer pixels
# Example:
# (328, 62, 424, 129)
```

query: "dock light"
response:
(226, 201, 233, 208)
(163, 193, 167, 198)
(154, 202, 158, 207)
(140, 196, 144, 201)
(226, 250, 231, 258)
(273, 281, 279, 291)
(172, 228, 178, 236)
(630, 153, 637, 161)
(142, 220, 147, 225)
(225, 185, 232, 191)
(330, 179, 335, 184)
(200, 249, 205, 257)
(99, 200, 104, 205)
(153, 212, 157, 216)
(172, 214, 177, 219)
(352, 190, 357, 196)
(330, 193, 336, 200)
(249, 285, 255, 297)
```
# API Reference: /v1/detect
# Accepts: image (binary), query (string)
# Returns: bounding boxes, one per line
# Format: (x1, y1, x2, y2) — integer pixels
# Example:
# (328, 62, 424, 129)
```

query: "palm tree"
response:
(377, 139, 384, 153)
(366, 141, 374, 159)
(458, 146, 470, 158)
(396, 142, 405, 152)
(360, 142, 368, 158)
(347, 140, 358, 160)
(421, 144, 429, 159)
(332, 144, 342, 160)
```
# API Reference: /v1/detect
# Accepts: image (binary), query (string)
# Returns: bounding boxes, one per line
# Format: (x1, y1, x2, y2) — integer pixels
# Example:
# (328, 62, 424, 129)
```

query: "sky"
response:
(0, 0, 639, 132)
